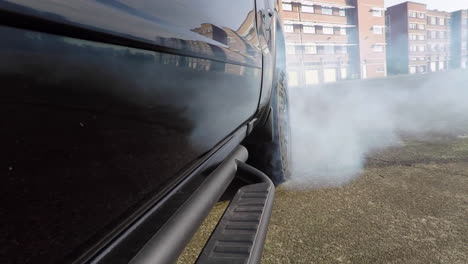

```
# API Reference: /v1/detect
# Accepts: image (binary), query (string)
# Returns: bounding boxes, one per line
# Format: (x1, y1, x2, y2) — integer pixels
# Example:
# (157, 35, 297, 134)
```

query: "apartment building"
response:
(386, 1, 451, 75)
(426, 9, 451, 72)
(279, 0, 386, 86)
(354, 0, 387, 79)
(450, 10, 468, 69)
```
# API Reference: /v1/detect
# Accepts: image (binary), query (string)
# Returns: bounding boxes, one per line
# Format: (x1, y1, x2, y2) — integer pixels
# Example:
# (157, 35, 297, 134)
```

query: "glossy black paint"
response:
(0, 26, 260, 264)
(87, 128, 249, 264)
(0, 0, 279, 263)
(256, 0, 277, 111)
(0, 0, 262, 67)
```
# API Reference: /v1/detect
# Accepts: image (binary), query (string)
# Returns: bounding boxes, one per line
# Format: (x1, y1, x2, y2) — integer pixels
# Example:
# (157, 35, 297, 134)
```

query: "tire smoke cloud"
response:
(285, 70, 468, 188)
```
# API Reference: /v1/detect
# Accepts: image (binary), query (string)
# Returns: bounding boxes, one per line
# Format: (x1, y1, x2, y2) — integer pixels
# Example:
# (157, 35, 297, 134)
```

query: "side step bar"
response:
(129, 145, 275, 264)
(196, 162, 275, 264)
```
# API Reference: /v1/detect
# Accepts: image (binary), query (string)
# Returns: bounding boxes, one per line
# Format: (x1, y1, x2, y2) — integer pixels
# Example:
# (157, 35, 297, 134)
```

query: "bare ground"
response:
(178, 136, 468, 264)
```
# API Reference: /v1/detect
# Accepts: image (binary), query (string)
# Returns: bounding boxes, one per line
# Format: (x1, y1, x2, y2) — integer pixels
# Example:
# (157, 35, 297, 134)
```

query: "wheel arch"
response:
(250, 11, 287, 139)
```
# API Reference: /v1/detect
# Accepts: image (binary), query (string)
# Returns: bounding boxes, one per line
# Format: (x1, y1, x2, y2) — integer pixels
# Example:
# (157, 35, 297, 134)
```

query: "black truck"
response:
(0, 0, 290, 263)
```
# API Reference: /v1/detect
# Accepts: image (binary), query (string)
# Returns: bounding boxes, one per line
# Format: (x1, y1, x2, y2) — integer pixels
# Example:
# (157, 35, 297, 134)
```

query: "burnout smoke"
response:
(285, 70, 468, 189)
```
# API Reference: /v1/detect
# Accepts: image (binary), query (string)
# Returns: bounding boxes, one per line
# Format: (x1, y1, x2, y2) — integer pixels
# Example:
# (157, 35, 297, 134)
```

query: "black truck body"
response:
(0, 1, 287, 263)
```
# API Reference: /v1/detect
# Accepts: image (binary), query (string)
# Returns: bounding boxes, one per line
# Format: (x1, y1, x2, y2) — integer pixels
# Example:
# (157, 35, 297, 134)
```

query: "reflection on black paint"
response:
(0, 0, 262, 66)
(0, 26, 260, 263)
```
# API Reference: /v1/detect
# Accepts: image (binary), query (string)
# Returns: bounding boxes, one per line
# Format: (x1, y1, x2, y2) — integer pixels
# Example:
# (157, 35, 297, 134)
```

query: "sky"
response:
(385, 0, 468, 12)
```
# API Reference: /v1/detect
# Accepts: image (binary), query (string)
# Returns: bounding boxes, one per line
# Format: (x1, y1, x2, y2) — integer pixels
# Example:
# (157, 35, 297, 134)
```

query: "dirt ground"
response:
(178, 135, 468, 264)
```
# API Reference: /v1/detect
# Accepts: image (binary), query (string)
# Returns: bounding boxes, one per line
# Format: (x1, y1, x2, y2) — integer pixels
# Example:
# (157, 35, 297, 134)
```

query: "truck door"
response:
(0, 0, 262, 263)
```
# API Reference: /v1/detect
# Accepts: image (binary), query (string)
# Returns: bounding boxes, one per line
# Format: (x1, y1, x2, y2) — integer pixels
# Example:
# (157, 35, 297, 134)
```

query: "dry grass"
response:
(179, 136, 468, 263)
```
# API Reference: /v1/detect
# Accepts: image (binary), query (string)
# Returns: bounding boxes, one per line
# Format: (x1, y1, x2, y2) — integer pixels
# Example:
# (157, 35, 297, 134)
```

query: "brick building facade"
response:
(354, 0, 387, 79)
(426, 9, 451, 72)
(386, 1, 467, 75)
(279, 0, 386, 87)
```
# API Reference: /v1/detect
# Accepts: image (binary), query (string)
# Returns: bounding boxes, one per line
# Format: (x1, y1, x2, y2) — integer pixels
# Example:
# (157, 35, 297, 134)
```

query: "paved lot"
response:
(178, 135, 468, 264)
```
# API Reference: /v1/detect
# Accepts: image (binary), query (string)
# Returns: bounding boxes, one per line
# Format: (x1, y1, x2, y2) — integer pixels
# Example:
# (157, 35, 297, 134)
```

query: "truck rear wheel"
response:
(247, 68, 291, 184)
(247, 17, 291, 184)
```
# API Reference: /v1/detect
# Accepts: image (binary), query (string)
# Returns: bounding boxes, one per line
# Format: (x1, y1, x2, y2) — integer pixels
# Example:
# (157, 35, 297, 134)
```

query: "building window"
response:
(323, 68, 337, 83)
(410, 66, 417, 74)
(409, 23, 417, 29)
(336, 46, 347, 54)
(372, 45, 384, 52)
(341, 68, 347, 79)
(284, 24, 294, 33)
(304, 46, 317, 54)
(409, 11, 417, 18)
(372, 26, 384, 34)
(323, 27, 334, 35)
(409, 45, 416, 52)
(305, 70, 319, 84)
(430, 30, 436, 39)
(321, 7, 333, 15)
(418, 12, 425, 19)
(419, 65, 426, 73)
(302, 5, 314, 13)
(429, 16, 436, 25)
(372, 9, 383, 17)
(303, 26, 316, 34)
(286, 45, 295, 54)
(437, 31, 444, 39)
(338, 9, 346, 16)
(323, 46, 335, 54)
(417, 23, 425, 30)
(339, 28, 347, 35)
(417, 34, 425, 40)
(417, 45, 425, 52)
(282, 3, 292, 11)
(409, 34, 416, 40)
(439, 18, 445, 25)
(438, 61, 445, 70)
(288, 71, 298, 86)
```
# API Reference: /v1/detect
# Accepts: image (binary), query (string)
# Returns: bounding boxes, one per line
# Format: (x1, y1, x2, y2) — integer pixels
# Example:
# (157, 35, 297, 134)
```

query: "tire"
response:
(247, 19, 291, 185)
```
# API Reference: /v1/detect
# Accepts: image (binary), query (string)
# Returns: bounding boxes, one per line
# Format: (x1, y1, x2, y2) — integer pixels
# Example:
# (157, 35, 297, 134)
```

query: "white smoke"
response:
(286, 70, 468, 188)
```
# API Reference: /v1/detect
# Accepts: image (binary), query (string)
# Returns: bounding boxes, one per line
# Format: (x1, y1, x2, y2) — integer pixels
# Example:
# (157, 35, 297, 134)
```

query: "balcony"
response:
(285, 32, 302, 43)
(302, 53, 350, 62)
(301, 34, 349, 43)
(282, 10, 300, 21)
(300, 13, 349, 24)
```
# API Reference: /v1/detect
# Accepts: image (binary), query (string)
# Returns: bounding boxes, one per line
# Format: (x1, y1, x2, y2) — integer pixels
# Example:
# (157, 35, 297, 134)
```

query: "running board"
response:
(196, 162, 275, 264)
(129, 146, 274, 264)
